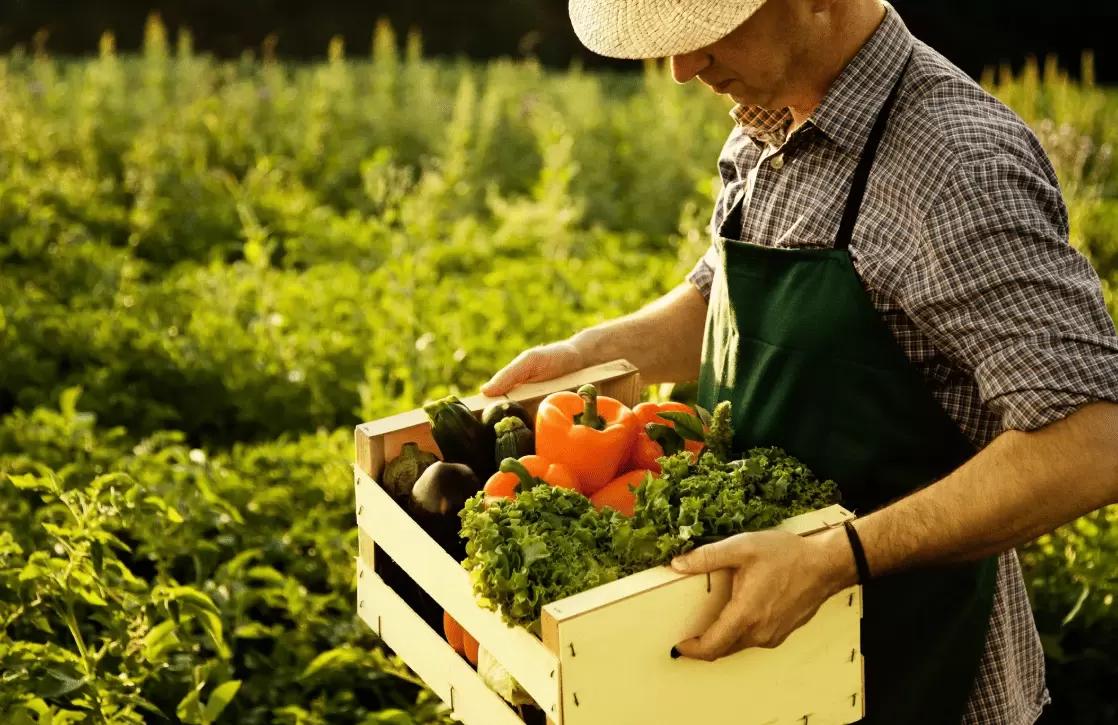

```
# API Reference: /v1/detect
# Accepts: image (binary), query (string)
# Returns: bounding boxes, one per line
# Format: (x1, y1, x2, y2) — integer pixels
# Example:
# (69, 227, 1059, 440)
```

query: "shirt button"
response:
(770, 154, 785, 170)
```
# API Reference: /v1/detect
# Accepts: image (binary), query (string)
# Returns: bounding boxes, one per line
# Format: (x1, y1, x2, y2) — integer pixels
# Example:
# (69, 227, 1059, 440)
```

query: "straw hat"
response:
(569, 0, 768, 59)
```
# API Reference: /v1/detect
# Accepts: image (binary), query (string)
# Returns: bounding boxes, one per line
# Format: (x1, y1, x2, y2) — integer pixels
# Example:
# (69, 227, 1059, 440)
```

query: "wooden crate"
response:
(354, 359, 864, 725)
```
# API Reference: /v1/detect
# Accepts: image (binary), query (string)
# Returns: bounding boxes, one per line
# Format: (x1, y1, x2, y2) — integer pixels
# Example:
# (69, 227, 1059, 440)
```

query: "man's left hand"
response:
(670, 528, 855, 660)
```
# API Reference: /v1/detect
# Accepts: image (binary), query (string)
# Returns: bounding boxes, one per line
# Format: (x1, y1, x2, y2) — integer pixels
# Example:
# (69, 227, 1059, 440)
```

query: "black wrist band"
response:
(843, 519, 872, 585)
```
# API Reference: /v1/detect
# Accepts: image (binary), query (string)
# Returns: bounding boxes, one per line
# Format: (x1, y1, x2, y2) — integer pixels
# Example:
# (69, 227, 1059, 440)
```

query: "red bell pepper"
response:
(627, 402, 705, 474)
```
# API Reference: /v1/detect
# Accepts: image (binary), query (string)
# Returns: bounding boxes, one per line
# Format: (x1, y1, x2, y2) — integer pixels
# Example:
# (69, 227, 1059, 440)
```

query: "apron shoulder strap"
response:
(834, 51, 913, 251)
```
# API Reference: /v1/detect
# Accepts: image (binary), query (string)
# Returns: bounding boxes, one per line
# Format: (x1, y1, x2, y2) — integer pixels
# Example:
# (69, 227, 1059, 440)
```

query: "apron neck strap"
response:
(834, 50, 913, 251)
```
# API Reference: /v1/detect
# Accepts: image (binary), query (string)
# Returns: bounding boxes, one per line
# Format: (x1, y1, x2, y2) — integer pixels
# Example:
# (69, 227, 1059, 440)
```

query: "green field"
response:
(1, 18, 1115, 724)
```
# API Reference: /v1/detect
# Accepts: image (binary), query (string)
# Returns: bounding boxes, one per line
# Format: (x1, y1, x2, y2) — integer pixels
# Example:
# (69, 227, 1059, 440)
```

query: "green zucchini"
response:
(481, 400, 534, 433)
(494, 416, 534, 463)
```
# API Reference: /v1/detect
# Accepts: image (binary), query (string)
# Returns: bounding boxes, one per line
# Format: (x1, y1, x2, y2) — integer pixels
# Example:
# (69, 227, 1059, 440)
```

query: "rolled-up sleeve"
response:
(686, 243, 719, 302)
(899, 154, 1118, 432)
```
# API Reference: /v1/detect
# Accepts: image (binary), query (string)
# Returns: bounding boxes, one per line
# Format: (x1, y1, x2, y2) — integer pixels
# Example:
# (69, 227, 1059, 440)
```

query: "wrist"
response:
(811, 526, 860, 596)
(567, 328, 601, 367)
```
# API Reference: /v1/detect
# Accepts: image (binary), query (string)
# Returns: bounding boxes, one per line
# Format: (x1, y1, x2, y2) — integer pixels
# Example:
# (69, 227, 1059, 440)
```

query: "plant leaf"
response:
(656, 411, 705, 441)
(645, 423, 684, 456)
(201, 680, 241, 724)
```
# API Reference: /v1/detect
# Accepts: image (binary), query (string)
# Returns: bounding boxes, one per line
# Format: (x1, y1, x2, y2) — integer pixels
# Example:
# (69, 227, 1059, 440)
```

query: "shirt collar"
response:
(729, 3, 914, 154)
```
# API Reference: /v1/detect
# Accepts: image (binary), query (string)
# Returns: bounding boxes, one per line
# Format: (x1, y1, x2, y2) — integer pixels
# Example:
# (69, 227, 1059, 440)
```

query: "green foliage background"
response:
(0, 17, 1115, 724)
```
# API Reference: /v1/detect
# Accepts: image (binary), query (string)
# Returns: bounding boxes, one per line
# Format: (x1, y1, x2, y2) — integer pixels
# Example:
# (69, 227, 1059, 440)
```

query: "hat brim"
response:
(569, 0, 767, 59)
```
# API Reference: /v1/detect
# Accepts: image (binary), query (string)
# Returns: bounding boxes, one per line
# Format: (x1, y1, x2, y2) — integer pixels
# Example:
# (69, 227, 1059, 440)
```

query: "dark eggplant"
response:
(409, 461, 482, 562)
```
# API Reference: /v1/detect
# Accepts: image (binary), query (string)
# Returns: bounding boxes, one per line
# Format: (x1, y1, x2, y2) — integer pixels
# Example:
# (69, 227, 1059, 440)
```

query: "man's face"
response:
(670, 0, 818, 109)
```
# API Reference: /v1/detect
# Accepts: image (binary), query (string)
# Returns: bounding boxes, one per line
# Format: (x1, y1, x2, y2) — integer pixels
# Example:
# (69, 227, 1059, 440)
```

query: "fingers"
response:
(480, 342, 584, 396)
(671, 535, 745, 574)
(673, 594, 788, 661)
(480, 351, 534, 396)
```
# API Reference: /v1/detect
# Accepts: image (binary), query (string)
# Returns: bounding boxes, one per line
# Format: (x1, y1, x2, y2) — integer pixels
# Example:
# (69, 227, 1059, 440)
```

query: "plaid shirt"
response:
(687, 4, 1118, 723)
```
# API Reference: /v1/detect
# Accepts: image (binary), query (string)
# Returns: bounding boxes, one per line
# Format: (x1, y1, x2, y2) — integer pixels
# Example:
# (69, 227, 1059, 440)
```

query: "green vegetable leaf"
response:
(202, 680, 241, 724)
(656, 411, 705, 441)
(645, 423, 685, 455)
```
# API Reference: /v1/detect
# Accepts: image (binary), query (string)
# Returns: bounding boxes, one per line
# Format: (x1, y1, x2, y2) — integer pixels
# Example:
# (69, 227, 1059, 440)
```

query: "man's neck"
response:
(786, 0, 888, 130)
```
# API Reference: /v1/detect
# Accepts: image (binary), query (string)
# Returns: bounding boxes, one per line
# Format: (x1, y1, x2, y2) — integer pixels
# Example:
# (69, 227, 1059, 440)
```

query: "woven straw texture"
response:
(569, 0, 767, 59)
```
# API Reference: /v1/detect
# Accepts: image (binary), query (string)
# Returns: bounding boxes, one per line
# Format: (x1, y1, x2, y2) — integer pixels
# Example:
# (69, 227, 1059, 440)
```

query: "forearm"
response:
(818, 400, 1118, 591)
(568, 281, 708, 385)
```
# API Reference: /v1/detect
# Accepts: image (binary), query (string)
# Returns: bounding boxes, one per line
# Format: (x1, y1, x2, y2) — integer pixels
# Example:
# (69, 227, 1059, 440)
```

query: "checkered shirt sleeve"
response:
(901, 154, 1118, 431)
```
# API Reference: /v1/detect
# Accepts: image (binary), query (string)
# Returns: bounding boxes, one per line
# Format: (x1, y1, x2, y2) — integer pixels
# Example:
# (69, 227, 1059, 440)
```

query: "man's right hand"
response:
(480, 341, 588, 397)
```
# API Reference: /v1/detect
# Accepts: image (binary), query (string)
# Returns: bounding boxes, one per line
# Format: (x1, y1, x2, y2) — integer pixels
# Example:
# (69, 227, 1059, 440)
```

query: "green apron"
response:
(696, 55, 997, 724)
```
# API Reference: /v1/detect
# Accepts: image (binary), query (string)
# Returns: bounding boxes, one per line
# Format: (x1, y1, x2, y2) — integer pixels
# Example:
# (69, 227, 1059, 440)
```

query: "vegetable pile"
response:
(459, 400, 841, 627)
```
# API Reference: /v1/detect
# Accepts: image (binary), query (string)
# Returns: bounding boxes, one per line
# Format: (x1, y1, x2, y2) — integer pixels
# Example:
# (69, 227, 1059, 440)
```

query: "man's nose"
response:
(670, 51, 710, 84)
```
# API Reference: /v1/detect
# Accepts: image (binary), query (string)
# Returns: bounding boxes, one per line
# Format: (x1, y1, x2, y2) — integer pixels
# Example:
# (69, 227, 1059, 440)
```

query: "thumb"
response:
(671, 539, 736, 574)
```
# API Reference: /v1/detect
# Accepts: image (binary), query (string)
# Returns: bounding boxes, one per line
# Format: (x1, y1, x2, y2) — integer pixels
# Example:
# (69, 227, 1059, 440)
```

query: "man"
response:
(482, 0, 1118, 722)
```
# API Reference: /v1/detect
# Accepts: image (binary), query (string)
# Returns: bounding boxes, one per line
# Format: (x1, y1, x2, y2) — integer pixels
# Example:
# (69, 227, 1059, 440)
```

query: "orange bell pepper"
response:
(483, 455, 580, 498)
(589, 469, 654, 516)
(443, 611, 479, 666)
(443, 610, 465, 654)
(462, 630, 479, 666)
(536, 384, 638, 496)
(627, 402, 705, 474)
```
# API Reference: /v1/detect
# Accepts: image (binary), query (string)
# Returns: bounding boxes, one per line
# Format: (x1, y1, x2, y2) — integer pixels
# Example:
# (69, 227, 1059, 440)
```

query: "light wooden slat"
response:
(501, 359, 639, 410)
(357, 560, 525, 725)
(355, 468, 560, 715)
(778, 504, 856, 536)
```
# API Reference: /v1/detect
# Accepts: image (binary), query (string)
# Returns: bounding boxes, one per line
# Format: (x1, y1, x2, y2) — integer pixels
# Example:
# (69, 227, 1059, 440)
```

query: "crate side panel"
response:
(357, 561, 525, 725)
(356, 469, 559, 713)
(555, 578, 863, 725)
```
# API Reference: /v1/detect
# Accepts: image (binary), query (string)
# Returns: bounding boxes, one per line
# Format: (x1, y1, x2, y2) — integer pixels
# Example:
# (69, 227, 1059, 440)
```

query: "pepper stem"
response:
(499, 457, 543, 490)
(574, 383, 605, 430)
